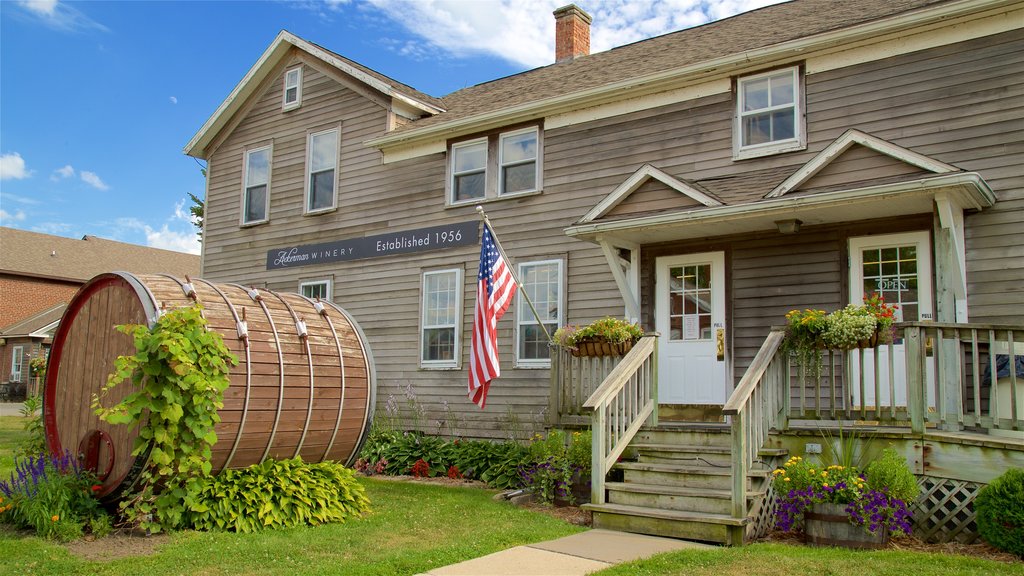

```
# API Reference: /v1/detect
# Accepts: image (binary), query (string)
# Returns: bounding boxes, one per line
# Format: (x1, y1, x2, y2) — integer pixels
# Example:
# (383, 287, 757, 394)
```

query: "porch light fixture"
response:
(775, 218, 802, 234)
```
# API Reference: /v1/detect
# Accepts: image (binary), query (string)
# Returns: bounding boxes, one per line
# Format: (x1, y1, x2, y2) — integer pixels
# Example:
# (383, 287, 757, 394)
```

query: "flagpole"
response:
(476, 206, 553, 343)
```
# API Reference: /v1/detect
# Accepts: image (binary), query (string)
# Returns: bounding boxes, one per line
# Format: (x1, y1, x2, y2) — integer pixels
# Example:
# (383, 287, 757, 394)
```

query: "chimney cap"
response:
(553, 4, 593, 25)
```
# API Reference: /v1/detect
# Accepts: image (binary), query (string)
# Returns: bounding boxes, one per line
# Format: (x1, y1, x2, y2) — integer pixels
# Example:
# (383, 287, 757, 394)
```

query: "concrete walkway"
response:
(417, 529, 713, 576)
(0, 402, 27, 417)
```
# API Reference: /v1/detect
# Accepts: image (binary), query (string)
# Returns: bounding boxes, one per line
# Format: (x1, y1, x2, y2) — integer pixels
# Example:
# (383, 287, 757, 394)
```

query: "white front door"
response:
(849, 231, 935, 407)
(655, 252, 727, 404)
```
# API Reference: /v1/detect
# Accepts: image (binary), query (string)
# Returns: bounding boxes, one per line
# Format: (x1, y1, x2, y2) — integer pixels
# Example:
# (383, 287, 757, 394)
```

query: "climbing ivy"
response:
(93, 304, 237, 532)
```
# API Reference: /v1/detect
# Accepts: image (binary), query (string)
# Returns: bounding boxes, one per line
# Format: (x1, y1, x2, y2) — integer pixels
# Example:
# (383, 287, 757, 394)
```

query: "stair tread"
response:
(604, 481, 765, 499)
(616, 461, 769, 476)
(632, 443, 731, 453)
(582, 502, 749, 526)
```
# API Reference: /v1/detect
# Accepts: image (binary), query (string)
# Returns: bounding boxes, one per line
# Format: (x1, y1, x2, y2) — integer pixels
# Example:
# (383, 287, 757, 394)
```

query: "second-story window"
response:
(283, 67, 302, 110)
(242, 145, 271, 225)
(448, 125, 541, 205)
(734, 66, 805, 159)
(306, 128, 338, 213)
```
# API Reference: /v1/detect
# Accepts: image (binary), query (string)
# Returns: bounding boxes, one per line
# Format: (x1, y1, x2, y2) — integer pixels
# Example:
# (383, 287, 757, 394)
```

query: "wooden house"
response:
(188, 0, 1023, 545)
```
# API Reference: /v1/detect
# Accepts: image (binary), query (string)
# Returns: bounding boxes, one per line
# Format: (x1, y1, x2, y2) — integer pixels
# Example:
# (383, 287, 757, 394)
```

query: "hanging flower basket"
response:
(571, 338, 634, 358)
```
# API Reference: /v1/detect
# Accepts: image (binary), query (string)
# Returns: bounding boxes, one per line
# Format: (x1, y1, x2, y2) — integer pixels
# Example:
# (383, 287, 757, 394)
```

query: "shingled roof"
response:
(389, 0, 951, 134)
(0, 227, 200, 283)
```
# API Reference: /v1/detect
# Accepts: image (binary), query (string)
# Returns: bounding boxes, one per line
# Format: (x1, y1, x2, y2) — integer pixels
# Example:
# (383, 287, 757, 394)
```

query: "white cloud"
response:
(0, 209, 28, 223)
(169, 96, 178, 104)
(15, 0, 109, 33)
(0, 152, 32, 180)
(51, 164, 75, 181)
(115, 199, 202, 255)
(361, 0, 785, 68)
(32, 222, 73, 235)
(80, 170, 110, 190)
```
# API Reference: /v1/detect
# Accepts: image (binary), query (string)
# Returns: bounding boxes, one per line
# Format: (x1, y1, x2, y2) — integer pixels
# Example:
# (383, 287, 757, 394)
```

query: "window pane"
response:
(245, 185, 267, 222)
(247, 149, 269, 185)
(301, 283, 328, 299)
(423, 328, 456, 361)
(519, 324, 553, 360)
(309, 169, 334, 210)
(502, 162, 535, 194)
(743, 113, 771, 145)
(286, 68, 299, 87)
(454, 142, 486, 172)
(285, 87, 298, 103)
(742, 77, 770, 111)
(455, 172, 485, 201)
(311, 131, 337, 172)
(501, 131, 536, 163)
(770, 72, 794, 105)
(771, 108, 795, 140)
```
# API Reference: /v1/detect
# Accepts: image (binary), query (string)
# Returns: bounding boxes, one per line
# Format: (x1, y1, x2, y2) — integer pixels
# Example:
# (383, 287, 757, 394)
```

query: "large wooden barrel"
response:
(43, 272, 376, 501)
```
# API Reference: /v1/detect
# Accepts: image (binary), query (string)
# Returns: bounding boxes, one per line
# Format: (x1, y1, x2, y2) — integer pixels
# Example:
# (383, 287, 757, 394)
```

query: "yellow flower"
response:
(823, 483, 829, 488)
(821, 472, 828, 478)
(784, 477, 791, 482)
(51, 515, 59, 522)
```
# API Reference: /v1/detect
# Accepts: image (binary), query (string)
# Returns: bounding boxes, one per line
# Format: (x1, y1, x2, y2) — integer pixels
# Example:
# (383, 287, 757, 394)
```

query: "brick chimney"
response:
(553, 4, 592, 63)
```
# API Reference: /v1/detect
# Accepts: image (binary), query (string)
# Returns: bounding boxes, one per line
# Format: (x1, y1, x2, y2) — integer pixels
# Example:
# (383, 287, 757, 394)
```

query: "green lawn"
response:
(0, 413, 28, 479)
(591, 542, 1022, 576)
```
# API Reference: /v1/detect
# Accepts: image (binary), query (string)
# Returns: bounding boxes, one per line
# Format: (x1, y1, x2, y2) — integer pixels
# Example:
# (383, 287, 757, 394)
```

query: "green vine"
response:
(92, 304, 237, 532)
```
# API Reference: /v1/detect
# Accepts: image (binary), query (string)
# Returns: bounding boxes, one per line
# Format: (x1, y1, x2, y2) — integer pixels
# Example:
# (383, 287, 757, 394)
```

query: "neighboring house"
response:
(0, 227, 200, 395)
(188, 0, 1022, 544)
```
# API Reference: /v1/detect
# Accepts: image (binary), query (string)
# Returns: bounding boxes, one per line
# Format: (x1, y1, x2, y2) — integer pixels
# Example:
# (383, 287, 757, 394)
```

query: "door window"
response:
(668, 263, 713, 341)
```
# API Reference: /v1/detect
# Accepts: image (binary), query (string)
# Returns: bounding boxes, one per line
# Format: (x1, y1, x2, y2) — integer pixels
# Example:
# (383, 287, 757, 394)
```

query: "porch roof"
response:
(565, 171, 994, 245)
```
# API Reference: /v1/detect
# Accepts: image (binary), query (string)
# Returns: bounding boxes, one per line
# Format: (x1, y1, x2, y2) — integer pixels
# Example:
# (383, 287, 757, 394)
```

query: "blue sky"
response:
(0, 0, 780, 254)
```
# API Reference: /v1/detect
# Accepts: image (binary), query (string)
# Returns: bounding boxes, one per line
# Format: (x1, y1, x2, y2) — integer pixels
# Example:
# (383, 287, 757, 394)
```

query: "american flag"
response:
(468, 224, 517, 409)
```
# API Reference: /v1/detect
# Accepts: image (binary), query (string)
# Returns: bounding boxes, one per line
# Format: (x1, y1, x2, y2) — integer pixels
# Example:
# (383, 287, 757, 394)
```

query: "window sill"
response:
(733, 140, 805, 161)
(447, 189, 542, 209)
(304, 206, 338, 217)
(282, 103, 301, 112)
(514, 360, 551, 370)
(420, 364, 461, 371)
(240, 219, 269, 228)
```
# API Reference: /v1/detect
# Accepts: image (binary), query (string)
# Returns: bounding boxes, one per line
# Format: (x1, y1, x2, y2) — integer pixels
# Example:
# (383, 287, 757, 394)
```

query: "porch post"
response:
(597, 236, 641, 323)
(934, 208, 963, 431)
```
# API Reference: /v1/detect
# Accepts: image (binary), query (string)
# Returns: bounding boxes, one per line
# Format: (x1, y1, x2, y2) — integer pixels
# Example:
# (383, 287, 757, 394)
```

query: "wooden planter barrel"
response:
(804, 502, 888, 549)
(43, 272, 376, 502)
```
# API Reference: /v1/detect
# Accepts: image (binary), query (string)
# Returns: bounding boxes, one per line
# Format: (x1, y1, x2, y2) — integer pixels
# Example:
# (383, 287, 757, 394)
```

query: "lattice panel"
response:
(747, 480, 779, 541)
(912, 476, 983, 544)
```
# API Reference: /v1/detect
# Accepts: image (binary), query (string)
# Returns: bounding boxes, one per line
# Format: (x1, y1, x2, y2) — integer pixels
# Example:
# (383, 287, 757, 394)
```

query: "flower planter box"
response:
(804, 502, 888, 550)
(571, 339, 634, 358)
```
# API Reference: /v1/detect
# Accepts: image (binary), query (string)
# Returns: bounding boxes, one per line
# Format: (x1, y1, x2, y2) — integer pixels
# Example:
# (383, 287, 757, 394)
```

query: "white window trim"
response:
(299, 278, 333, 301)
(420, 268, 463, 369)
(449, 137, 488, 206)
(304, 127, 340, 215)
(498, 126, 540, 196)
(733, 66, 806, 160)
(240, 144, 272, 226)
(515, 259, 564, 369)
(10, 346, 24, 383)
(447, 126, 544, 207)
(283, 66, 302, 111)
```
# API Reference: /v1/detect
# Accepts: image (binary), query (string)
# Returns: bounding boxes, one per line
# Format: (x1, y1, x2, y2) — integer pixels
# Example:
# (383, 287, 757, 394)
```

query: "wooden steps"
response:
(583, 426, 785, 546)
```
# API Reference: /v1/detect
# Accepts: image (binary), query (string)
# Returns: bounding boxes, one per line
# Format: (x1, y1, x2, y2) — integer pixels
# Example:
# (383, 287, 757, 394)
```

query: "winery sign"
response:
(266, 221, 479, 270)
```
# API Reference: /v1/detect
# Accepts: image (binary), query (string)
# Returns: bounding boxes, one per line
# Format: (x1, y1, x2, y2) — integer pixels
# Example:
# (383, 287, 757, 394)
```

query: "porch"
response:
(551, 323, 1024, 545)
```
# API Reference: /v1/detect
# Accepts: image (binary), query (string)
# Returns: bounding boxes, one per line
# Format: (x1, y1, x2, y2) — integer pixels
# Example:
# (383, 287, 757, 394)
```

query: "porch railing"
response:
(722, 330, 787, 527)
(581, 334, 658, 505)
(548, 346, 629, 427)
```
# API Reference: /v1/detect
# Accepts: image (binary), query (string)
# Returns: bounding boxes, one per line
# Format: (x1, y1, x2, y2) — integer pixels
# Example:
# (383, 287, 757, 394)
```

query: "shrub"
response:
(974, 467, 1024, 558)
(865, 448, 920, 504)
(519, 429, 592, 505)
(0, 451, 109, 541)
(188, 458, 370, 533)
(16, 394, 45, 458)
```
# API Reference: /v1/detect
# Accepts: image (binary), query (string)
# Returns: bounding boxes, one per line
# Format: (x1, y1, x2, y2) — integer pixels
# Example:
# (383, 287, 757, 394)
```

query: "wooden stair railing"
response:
(582, 334, 658, 505)
(722, 329, 787, 544)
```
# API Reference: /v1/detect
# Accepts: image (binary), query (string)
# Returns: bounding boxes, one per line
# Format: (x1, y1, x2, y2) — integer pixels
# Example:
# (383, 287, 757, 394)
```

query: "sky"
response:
(0, 0, 783, 255)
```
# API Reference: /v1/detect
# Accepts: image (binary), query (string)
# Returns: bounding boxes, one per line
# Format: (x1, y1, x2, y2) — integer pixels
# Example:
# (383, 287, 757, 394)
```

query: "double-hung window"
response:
(516, 259, 562, 367)
(421, 269, 462, 368)
(283, 67, 302, 110)
(451, 139, 487, 202)
(242, 145, 271, 225)
(448, 126, 541, 205)
(306, 128, 338, 213)
(300, 279, 332, 301)
(735, 66, 804, 159)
